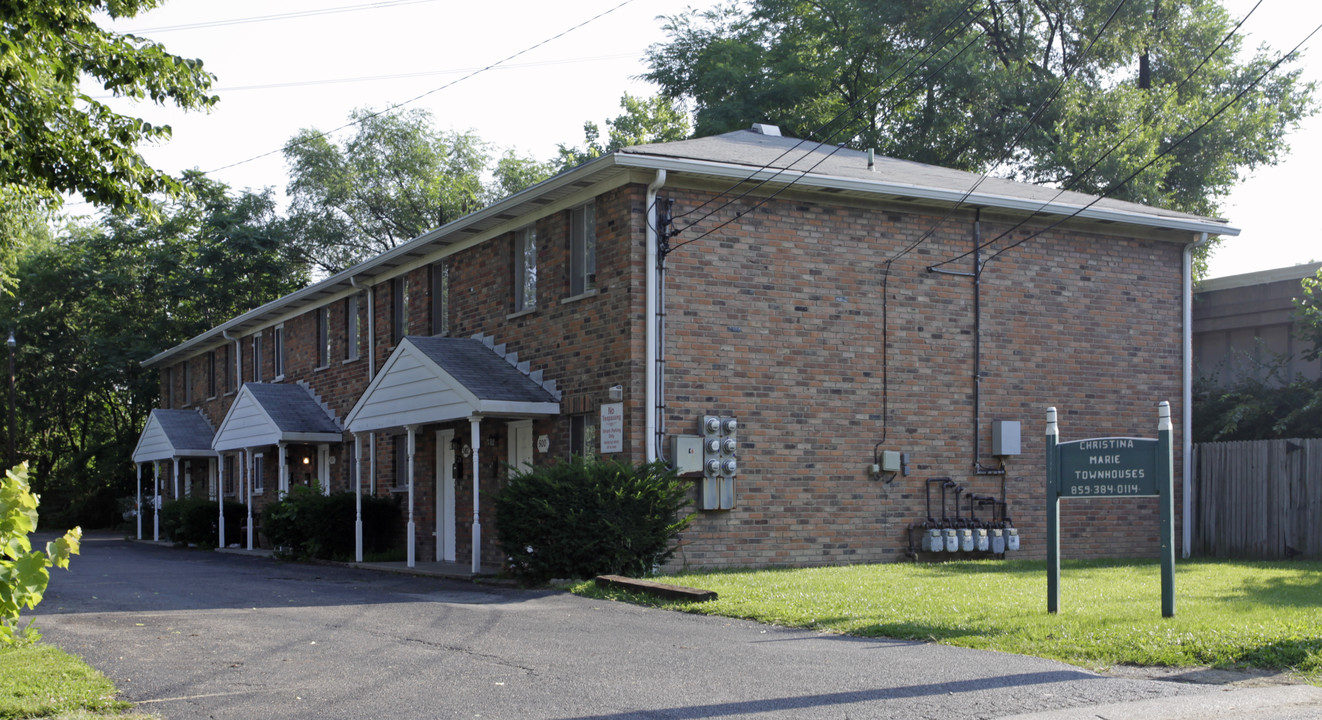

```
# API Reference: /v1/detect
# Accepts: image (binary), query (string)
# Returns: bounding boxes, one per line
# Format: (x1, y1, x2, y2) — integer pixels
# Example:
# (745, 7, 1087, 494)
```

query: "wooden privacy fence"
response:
(1192, 439, 1322, 559)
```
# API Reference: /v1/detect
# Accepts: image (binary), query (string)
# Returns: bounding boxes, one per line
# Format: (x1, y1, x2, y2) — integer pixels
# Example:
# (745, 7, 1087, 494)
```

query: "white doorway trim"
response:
(435, 429, 456, 563)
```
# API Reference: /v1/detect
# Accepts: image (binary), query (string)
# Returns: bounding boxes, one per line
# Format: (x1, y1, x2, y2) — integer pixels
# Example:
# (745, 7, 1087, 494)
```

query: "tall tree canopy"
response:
(0, 0, 216, 213)
(556, 93, 692, 170)
(283, 108, 553, 275)
(2, 175, 306, 527)
(644, 0, 1314, 218)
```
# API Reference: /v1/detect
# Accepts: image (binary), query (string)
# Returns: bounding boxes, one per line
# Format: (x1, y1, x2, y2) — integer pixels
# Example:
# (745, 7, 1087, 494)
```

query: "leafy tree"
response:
(644, 0, 1314, 222)
(0, 463, 80, 646)
(556, 93, 692, 170)
(0, 0, 216, 214)
(284, 108, 504, 274)
(3, 177, 306, 527)
(1296, 267, 1322, 362)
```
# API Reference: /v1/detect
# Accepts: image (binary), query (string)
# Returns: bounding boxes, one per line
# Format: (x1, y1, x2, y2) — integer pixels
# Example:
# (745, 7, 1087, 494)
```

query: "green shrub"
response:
(495, 457, 693, 584)
(262, 487, 400, 560)
(0, 463, 80, 646)
(159, 497, 246, 547)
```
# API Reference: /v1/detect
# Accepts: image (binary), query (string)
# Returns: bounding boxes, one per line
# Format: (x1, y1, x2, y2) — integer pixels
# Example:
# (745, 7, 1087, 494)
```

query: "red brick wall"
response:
(659, 189, 1184, 568)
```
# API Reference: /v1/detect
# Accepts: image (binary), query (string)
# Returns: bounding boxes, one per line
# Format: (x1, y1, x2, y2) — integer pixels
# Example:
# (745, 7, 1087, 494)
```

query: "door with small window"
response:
(507, 420, 534, 477)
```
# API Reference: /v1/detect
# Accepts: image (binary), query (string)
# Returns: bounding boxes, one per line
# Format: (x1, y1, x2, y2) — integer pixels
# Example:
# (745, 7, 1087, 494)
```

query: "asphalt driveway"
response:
(33, 533, 1317, 719)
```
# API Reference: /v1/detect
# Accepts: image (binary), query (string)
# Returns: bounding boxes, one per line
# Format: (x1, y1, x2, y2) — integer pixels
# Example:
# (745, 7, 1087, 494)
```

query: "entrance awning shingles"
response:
(213, 383, 343, 452)
(133, 409, 218, 463)
(345, 336, 560, 434)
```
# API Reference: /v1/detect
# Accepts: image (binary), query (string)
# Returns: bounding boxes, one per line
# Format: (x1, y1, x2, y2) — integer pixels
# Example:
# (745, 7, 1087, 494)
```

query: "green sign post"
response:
(1046, 402, 1175, 617)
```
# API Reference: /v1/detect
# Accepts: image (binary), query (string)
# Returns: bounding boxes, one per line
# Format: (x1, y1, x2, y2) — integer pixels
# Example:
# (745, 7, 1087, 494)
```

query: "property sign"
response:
(600, 403, 624, 454)
(1057, 438, 1158, 497)
(1046, 403, 1175, 617)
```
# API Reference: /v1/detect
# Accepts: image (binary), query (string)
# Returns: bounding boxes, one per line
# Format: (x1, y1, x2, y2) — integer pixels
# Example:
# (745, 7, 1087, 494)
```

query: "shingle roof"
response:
(406, 336, 559, 404)
(621, 128, 1210, 224)
(242, 383, 341, 434)
(153, 409, 216, 451)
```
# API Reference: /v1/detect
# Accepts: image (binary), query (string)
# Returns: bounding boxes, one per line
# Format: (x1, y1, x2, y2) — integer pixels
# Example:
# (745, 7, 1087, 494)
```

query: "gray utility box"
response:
(669, 435, 704, 475)
(992, 420, 1022, 456)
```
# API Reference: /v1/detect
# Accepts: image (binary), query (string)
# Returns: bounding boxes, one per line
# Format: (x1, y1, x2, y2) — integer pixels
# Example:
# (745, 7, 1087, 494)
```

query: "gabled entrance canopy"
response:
(345, 336, 561, 434)
(133, 409, 218, 463)
(213, 383, 343, 452)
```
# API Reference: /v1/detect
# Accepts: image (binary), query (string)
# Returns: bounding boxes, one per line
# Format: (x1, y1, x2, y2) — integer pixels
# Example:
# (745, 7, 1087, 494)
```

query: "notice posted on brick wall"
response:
(600, 402, 623, 454)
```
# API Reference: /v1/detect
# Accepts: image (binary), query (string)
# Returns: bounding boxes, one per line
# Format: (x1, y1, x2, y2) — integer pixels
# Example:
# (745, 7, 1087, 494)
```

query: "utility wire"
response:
(205, 0, 639, 176)
(120, 0, 439, 34)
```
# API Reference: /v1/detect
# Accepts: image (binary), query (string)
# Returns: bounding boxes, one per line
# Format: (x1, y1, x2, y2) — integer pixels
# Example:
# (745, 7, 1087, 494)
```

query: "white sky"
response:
(84, 0, 1322, 280)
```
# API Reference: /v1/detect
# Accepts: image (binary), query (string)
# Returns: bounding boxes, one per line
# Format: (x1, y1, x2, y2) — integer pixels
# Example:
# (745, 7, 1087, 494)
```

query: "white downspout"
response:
(1182, 232, 1209, 559)
(645, 169, 667, 463)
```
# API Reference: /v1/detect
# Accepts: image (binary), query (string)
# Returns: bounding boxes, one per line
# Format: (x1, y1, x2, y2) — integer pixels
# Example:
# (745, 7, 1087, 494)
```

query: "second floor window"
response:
(392, 276, 409, 344)
(273, 325, 285, 379)
(432, 261, 449, 336)
(570, 202, 596, 296)
(345, 294, 360, 361)
(317, 307, 330, 368)
(207, 351, 217, 399)
(252, 333, 263, 382)
(183, 361, 192, 405)
(514, 226, 537, 313)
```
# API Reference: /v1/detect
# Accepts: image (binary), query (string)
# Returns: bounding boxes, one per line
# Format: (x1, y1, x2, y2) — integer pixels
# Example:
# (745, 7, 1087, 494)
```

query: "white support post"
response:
(245, 449, 254, 551)
(173, 457, 181, 499)
(354, 433, 363, 563)
(278, 442, 288, 497)
(217, 455, 226, 549)
(153, 461, 161, 541)
(135, 463, 142, 540)
(470, 417, 482, 575)
(406, 425, 417, 568)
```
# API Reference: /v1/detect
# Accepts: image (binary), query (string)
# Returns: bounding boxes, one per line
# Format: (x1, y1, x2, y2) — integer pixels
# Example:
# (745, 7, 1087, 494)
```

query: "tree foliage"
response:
(1296, 268, 1322, 362)
(0, 463, 80, 646)
(2, 176, 306, 528)
(644, 0, 1314, 219)
(0, 0, 216, 214)
(283, 108, 554, 274)
(556, 93, 692, 170)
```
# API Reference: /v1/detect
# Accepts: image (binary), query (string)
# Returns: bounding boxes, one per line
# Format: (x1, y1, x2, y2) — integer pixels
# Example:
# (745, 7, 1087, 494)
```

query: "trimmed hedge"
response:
(262, 487, 400, 560)
(495, 457, 693, 584)
(159, 498, 247, 547)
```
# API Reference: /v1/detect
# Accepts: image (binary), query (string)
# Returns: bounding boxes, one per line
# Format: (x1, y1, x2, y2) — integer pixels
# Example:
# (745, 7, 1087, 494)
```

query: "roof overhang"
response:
(132, 409, 218, 463)
(213, 384, 343, 452)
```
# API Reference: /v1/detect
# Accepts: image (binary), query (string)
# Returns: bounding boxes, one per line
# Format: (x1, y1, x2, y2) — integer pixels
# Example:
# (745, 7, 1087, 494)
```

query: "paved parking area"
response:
(35, 534, 1318, 719)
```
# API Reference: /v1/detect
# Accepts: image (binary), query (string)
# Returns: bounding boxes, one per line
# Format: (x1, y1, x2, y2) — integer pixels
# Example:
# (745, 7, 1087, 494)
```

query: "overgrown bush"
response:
(1193, 374, 1322, 442)
(158, 497, 246, 547)
(262, 486, 400, 560)
(495, 457, 693, 584)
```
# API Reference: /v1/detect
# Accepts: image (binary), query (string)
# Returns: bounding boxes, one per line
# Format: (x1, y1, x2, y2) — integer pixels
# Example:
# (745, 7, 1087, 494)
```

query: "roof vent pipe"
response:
(750, 123, 781, 136)
(868, 148, 875, 171)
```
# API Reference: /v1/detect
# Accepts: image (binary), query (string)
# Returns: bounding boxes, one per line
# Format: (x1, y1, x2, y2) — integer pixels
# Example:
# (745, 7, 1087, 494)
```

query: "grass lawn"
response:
(0, 643, 153, 720)
(572, 558, 1322, 682)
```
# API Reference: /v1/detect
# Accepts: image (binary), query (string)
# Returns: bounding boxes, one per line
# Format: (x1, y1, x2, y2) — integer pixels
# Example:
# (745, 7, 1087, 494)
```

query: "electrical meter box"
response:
(669, 435, 704, 475)
(992, 420, 1021, 456)
(880, 450, 901, 473)
(701, 415, 737, 510)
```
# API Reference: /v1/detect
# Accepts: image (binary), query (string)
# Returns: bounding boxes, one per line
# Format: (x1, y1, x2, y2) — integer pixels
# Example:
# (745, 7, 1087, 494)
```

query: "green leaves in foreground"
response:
(0, 464, 81, 647)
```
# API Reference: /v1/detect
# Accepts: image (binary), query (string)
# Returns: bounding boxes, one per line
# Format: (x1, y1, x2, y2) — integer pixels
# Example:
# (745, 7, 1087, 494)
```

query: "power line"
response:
(119, 0, 439, 34)
(205, 0, 639, 176)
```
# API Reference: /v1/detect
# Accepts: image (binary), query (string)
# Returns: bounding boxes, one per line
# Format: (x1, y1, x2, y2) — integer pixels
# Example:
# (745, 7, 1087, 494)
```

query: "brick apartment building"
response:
(132, 126, 1233, 574)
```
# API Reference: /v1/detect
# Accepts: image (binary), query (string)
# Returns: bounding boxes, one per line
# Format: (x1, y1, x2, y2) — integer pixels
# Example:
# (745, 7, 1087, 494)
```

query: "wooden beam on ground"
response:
(594, 575, 717, 602)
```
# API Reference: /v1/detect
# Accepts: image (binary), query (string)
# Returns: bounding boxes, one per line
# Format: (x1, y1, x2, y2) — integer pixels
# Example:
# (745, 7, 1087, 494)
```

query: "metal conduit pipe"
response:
(645, 169, 667, 463)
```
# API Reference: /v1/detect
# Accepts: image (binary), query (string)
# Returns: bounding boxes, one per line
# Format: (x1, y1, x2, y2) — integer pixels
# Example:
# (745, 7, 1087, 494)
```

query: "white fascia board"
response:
(279, 432, 345, 444)
(610, 154, 1239, 238)
(475, 400, 561, 416)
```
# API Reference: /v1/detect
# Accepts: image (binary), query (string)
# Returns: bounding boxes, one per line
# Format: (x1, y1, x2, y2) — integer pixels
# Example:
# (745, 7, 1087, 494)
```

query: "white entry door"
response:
(318, 445, 331, 495)
(507, 420, 534, 477)
(435, 429, 456, 563)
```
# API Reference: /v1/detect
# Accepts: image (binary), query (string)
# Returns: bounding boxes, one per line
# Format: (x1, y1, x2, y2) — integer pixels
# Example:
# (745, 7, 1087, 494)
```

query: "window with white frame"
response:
(253, 453, 265, 494)
(207, 351, 217, 399)
(317, 307, 330, 368)
(344, 294, 360, 362)
(224, 343, 234, 393)
(183, 360, 192, 405)
(570, 413, 597, 459)
(514, 226, 537, 313)
(273, 325, 285, 379)
(223, 455, 235, 496)
(570, 202, 596, 296)
(252, 333, 263, 382)
(431, 261, 449, 336)
(392, 276, 409, 344)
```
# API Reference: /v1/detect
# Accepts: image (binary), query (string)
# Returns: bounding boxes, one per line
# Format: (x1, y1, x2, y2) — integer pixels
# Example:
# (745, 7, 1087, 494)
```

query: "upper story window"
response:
(569, 202, 596, 296)
(224, 342, 235, 393)
(392, 276, 409, 344)
(163, 367, 173, 408)
(252, 333, 264, 382)
(207, 351, 217, 399)
(431, 261, 449, 336)
(514, 226, 537, 313)
(345, 294, 361, 362)
(317, 307, 330, 369)
(273, 325, 286, 380)
(183, 360, 192, 405)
